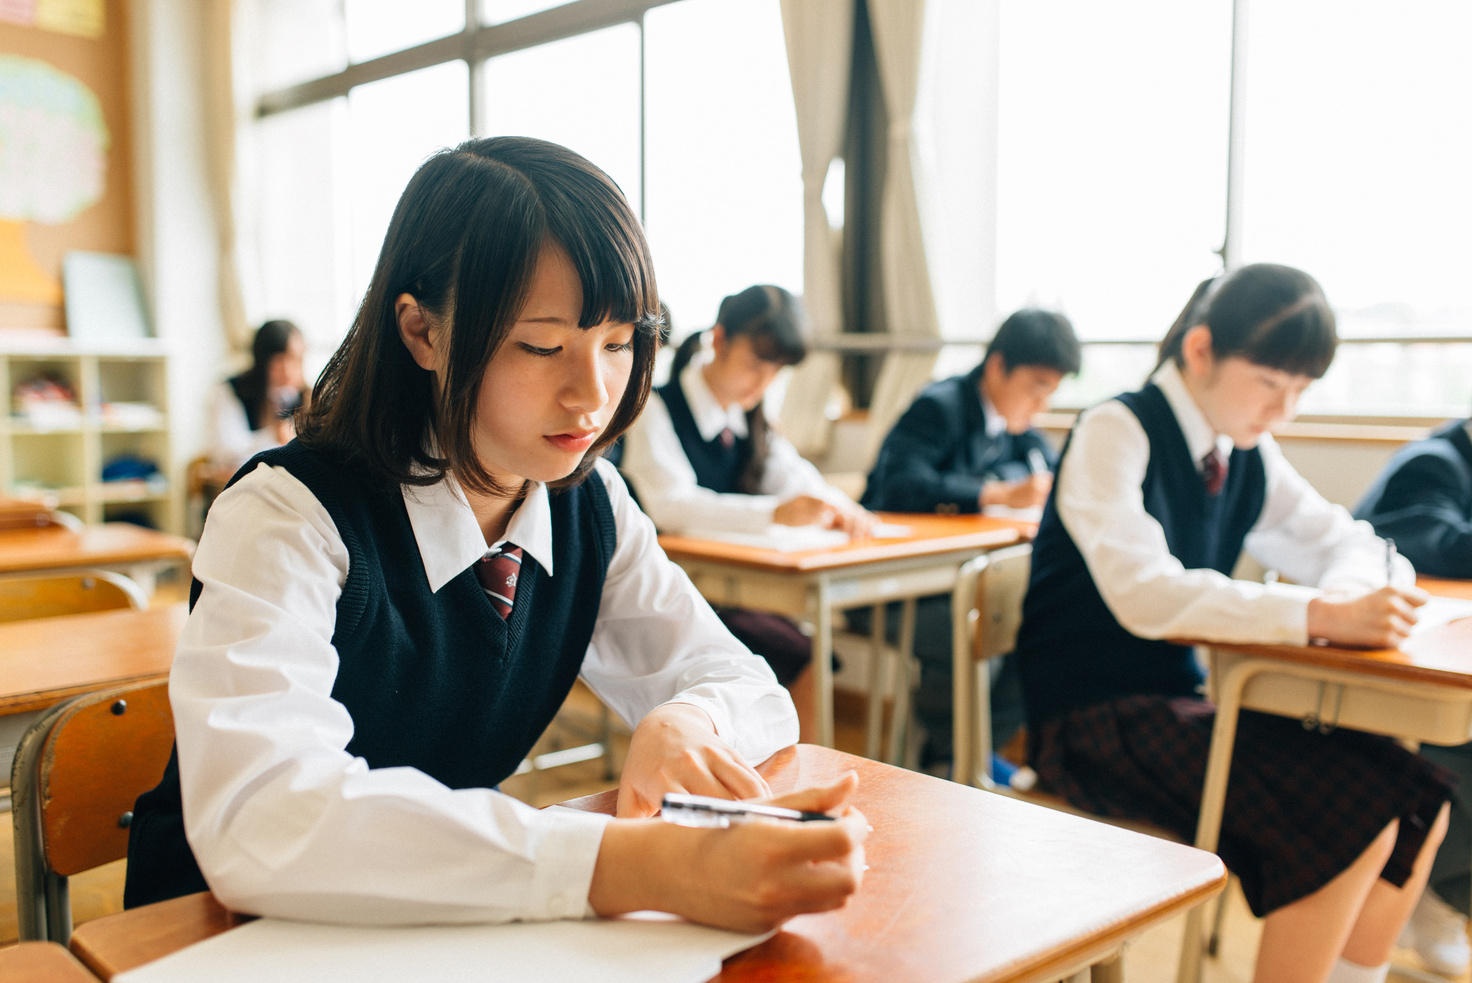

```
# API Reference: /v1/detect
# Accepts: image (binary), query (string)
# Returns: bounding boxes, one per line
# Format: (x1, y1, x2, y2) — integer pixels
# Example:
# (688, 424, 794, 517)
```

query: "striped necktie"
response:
(474, 545, 523, 619)
(1201, 448, 1228, 497)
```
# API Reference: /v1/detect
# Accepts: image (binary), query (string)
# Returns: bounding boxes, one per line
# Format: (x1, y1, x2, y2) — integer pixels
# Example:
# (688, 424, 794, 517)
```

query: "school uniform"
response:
(1355, 419, 1472, 914)
(856, 363, 1054, 761)
(208, 377, 304, 475)
(620, 355, 857, 684)
(1015, 361, 1454, 917)
(124, 442, 795, 922)
(1354, 419, 1472, 579)
(860, 362, 1054, 515)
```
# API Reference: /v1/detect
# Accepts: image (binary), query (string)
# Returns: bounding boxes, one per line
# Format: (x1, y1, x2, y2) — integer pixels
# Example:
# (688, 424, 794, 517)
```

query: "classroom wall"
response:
(0, 0, 135, 336)
(128, 0, 227, 476)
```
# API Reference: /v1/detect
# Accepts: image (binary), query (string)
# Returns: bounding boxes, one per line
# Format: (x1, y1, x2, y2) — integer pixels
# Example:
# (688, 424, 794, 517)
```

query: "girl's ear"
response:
(1179, 324, 1215, 378)
(396, 293, 439, 372)
(708, 323, 727, 359)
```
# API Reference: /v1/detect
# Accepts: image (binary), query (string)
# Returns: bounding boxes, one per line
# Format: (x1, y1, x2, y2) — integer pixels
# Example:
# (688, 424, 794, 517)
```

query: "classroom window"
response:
(243, 0, 803, 364)
(480, 24, 643, 215)
(643, 0, 803, 334)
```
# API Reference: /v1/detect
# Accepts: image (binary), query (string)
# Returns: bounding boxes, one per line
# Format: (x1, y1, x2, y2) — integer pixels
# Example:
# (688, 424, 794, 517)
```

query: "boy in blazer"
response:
(859, 309, 1080, 769)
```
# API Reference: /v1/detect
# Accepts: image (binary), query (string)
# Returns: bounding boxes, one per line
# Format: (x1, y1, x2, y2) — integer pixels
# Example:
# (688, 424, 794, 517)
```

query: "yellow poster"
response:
(0, 0, 105, 40)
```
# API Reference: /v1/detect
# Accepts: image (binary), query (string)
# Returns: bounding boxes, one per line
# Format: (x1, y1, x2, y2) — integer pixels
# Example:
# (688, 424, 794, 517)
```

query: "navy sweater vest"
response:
(658, 378, 746, 493)
(1015, 383, 1266, 725)
(123, 441, 616, 908)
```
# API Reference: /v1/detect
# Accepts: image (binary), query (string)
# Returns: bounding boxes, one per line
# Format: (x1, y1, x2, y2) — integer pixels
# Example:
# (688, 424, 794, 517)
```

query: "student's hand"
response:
(773, 494, 837, 528)
(616, 703, 771, 818)
(773, 496, 876, 537)
(1306, 585, 1428, 648)
(591, 773, 868, 933)
(980, 473, 1052, 510)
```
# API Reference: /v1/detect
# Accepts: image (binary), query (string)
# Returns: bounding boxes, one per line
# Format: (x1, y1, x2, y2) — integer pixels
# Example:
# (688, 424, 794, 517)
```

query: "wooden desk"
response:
(0, 603, 186, 716)
(659, 514, 1027, 749)
(0, 523, 194, 596)
(0, 941, 100, 982)
(1177, 576, 1472, 983)
(69, 745, 1225, 983)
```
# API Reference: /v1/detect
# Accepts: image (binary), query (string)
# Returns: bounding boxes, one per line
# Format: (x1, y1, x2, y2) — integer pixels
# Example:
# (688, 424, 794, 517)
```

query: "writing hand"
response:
(1306, 585, 1428, 648)
(616, 703, 770, 818)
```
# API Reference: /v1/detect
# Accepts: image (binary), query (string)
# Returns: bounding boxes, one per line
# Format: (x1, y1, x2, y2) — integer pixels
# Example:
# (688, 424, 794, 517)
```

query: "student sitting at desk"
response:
(620, 286, 874, 743)
(1015, 263, 1452, 983)
(1354, 416, 1472, 976)
(209, 319, 310, 475)
(124, 137, 866, 931)
(856, 309, 1080, 770)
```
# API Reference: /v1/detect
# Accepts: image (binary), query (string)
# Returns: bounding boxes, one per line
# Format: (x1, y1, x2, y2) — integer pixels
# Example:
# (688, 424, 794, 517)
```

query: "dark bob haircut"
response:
(298, 136, 662, 495)
(1157, 263, 1337, 379)
(983, 308, 1081, 376)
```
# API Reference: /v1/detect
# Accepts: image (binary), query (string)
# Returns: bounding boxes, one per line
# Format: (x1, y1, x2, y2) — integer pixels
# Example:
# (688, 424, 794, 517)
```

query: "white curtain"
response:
(202, 0, 253, 354)
(777, 0, 854, 458)
(862, 0, 940, 466)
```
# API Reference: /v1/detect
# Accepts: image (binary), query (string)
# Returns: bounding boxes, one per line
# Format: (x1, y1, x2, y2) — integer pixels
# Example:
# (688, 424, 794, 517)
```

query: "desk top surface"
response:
(1198, 575, 1472, 690)
(71, 746, 1225, 983)
(658, 513, 1029, 574)
(0, 523, 194, 575)
(0, 602, 186, 714)
(0, 941, 99, 982)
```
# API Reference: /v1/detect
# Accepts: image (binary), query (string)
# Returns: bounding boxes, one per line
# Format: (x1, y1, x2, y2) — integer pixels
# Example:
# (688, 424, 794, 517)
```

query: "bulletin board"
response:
(0, 0, 134, 337)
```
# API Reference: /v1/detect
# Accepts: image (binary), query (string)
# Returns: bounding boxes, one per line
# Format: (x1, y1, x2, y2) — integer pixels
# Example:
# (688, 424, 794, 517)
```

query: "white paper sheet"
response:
(114, 913, 772, 983)
(679, 522, 912, 552)
(1411, 595, 1472, 636)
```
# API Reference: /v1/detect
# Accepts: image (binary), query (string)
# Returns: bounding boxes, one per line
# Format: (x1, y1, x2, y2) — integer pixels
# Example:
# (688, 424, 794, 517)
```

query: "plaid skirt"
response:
(1032, 694, 1456, 917)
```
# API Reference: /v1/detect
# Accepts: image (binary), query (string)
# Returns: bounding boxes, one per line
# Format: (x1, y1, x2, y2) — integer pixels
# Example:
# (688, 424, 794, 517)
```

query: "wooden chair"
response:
(11, 679, 176, 943)
(0, 569, 147, 623)
(0, 497, 83, 532)
(950, 544, 1233, 975)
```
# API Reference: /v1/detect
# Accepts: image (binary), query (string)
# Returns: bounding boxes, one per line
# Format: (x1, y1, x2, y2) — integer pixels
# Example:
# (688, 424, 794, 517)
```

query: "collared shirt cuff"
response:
(527, 806, 614, 920)
(1264, 583, 1318, 645)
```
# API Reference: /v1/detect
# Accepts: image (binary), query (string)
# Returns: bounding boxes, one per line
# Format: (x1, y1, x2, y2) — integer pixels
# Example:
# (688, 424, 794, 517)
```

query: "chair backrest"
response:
(971, 543, 1033, 663)
(0, 498, 83, 532)
(0, 570, 147, 623)
(11, 679, 176, 943)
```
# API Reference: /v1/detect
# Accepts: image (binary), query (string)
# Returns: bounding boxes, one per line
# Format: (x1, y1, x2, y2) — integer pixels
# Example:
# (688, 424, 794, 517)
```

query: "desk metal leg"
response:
(813, 581, 835, 748)
(865, 603, 886, 760)
(1177, 655, 1252, 983)
(886, 598, 918, 767)
(1091, 949, 1125, 983)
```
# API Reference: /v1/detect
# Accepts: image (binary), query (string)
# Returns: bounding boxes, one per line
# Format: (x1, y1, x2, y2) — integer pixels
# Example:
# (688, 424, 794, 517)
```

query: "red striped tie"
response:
(1202, 449, 1228, 496)
(474, 545, 523, 619)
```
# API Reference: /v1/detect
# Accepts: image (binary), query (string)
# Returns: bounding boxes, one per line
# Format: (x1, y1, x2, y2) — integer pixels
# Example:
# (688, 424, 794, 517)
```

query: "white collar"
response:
(401, 472, 556, 593)
(1150, 360, 1233, 464)
(679, 351, 749, 441)
(980, 390, 1008, 439)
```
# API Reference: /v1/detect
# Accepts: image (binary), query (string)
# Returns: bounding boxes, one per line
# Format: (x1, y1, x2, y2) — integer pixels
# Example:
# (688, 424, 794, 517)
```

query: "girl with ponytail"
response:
(622, 285, 874, 741)
(1014, 262, 1451, 982)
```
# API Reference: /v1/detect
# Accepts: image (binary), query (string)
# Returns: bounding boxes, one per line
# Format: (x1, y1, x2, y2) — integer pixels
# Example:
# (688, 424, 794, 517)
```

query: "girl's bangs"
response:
(1244, 301, 1338, 379)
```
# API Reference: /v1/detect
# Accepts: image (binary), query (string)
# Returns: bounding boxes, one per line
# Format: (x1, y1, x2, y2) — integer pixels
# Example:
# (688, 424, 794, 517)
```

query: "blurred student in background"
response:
(621, 285, 874, 741)
(210, 319, 309, 474)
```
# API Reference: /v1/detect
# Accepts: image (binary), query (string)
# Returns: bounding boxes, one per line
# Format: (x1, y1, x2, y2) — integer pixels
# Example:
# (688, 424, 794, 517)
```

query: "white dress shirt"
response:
(1055, 361, 1413, 646)
(171, 455, 797, 925)
(208, 381, 280, 474)
(620, 355, 856, 534)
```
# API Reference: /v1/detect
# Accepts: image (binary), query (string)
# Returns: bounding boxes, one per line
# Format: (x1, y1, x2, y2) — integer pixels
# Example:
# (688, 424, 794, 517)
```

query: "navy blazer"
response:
(1354, 419, 1472, 578)
(861, 363, 1054, 514)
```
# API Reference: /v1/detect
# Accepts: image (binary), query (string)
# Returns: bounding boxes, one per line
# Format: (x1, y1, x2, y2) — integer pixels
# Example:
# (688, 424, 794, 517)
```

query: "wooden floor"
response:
(0, 684, 1460, 981)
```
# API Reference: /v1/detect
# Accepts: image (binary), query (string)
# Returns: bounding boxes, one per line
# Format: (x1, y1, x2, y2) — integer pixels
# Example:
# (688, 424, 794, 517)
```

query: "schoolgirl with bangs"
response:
(124, 137, 865, 932)
(1014, 264, 1453, 983)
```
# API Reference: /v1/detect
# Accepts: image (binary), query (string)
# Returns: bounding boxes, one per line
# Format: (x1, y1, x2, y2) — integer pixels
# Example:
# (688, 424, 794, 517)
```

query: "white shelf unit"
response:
(0, 340, 180, 533)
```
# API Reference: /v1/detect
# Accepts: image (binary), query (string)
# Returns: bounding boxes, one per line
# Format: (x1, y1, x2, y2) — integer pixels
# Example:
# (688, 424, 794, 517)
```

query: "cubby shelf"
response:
(0, 340, 180, 532)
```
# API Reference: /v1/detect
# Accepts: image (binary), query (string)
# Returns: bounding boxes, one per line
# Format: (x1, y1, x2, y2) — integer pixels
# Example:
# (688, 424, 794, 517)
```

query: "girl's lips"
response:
(545, 430, 598, 453)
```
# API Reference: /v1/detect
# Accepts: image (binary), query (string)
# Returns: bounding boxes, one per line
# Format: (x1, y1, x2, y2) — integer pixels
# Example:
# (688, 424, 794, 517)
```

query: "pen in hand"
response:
(661, 792, 837, 828)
